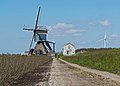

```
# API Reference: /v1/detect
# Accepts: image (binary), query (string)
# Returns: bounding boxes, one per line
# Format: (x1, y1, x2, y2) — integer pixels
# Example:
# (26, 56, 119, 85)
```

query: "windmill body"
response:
(23, 7, 55, 55)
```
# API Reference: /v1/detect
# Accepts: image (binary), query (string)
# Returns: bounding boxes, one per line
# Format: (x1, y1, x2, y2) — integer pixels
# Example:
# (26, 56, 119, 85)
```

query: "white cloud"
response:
(66, 29, 85, 34)
(110, 34, 120, 39)
(51, 23, 74, 29)
(47, 23, 85, 36)
(100, 20, 110, 27)
(87, 20, 111, 28)
(88, 21, 97, 26)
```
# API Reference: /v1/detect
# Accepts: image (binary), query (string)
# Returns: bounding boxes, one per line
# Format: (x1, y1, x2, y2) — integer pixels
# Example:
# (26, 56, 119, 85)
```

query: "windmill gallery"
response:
(23, 7, 55, 55)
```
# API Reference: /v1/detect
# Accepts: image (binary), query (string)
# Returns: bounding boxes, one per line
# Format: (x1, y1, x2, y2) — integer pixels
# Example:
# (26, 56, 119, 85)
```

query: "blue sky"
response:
(0, 0, 120, 53)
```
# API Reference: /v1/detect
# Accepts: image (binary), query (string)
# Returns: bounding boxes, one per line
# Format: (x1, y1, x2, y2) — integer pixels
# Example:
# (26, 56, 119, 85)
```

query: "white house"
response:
(62, 43, 75, 56)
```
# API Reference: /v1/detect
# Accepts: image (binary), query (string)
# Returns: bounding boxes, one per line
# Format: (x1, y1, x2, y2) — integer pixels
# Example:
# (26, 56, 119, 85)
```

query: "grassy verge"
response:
(0, 55, 52, 86)
(62, 48, 120, 75)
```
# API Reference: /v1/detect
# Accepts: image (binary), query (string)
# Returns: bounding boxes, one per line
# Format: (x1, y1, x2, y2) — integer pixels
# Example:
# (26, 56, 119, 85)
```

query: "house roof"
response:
(64, 43, 75, 48)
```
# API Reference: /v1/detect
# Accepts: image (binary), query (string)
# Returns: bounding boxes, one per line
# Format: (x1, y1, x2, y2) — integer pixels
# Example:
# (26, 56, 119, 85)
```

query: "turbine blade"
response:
(98, 39, 104, 42)
(106, 40, 110, 44)
(104, 33, 107, 39)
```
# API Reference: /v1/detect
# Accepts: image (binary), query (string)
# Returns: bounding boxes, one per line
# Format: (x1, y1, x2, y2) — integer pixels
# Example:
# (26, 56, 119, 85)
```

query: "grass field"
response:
(0, 55, 52, 86)
(62, 48, 120, 75)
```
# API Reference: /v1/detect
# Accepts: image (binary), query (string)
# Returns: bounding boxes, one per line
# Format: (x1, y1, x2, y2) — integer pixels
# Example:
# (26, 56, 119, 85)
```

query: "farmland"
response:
(0, 55, 52, 86)
(62, 48, 120, 75)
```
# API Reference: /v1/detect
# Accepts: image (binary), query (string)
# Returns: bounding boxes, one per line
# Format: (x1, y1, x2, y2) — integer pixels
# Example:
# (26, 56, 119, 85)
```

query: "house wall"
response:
(63, 43, 75, 56)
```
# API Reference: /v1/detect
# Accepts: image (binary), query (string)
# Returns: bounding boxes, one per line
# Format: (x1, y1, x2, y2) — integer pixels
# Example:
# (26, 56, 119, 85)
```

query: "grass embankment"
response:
(62, 48, 120, 75)
(0, 55, 52, 86)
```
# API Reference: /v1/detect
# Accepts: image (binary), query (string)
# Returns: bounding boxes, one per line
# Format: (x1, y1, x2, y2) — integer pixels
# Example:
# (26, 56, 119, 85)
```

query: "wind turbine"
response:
(98, 33, 107, 48)
(104, 33, 107, 48)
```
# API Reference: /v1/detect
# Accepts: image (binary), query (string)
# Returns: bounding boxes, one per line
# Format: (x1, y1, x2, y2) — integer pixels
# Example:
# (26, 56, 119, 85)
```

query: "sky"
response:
(0, 0, 120, 54)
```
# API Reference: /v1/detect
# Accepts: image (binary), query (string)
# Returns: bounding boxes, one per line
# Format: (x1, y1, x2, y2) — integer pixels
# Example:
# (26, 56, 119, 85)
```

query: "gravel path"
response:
(48, 58, 120, 86)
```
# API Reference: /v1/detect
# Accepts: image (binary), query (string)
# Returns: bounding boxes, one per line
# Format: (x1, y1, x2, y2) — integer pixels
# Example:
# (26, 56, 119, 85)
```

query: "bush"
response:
(0, 55, 52, 86)
(56, 53, 63, 58)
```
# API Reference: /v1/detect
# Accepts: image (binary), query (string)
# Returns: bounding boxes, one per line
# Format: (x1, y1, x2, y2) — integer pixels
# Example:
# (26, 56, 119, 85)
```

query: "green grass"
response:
(0, 55, 52, 86)
(62, 48, 120, 75)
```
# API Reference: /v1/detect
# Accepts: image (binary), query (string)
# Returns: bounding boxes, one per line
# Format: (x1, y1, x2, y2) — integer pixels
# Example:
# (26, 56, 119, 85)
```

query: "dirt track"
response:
(48, 58, 120, 86)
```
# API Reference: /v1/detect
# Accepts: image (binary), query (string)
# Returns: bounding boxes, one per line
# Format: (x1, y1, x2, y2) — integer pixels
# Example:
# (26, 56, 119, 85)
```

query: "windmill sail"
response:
(29, 7, 41, 50)
(34, 7, 41, 30)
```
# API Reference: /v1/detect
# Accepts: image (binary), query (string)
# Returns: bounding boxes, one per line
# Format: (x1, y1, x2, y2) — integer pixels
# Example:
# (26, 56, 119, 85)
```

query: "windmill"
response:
(23, 6, 55, 55)
(98, 33, 107, 48)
